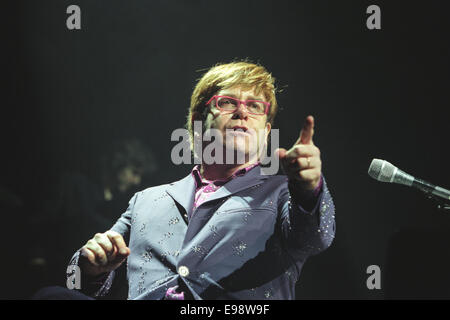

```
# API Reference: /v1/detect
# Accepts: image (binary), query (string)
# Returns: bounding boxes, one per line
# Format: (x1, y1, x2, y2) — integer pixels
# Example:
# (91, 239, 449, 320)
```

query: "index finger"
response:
(295, 115, 315, 145)
(106, 230, 128, 254)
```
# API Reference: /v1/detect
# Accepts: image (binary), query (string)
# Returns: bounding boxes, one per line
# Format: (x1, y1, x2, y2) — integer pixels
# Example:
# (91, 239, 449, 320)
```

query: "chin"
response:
(224, 146, 257, 165)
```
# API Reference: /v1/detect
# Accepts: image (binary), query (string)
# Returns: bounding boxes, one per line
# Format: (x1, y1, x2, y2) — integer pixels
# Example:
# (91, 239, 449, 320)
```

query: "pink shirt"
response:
(191, 162, 261, 212)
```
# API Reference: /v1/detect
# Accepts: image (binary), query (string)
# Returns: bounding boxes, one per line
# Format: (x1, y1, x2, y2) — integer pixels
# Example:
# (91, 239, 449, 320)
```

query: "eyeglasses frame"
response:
(205, 95, 270, 115)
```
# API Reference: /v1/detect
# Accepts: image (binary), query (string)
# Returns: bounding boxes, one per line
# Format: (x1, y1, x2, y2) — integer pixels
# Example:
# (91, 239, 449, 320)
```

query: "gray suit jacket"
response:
(69, 165, 335, 300)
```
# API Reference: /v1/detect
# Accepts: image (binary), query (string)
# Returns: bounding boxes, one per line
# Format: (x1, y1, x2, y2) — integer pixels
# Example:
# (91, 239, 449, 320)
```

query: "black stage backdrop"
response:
(2, 0, 450, 299)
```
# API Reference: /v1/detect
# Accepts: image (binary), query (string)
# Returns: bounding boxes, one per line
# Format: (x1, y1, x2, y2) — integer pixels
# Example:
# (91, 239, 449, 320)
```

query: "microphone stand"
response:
(422, 190, 450, 212)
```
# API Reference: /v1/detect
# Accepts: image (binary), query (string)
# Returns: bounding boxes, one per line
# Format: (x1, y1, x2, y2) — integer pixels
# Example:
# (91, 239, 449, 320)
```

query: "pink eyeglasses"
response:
(205, 95, 270, 115)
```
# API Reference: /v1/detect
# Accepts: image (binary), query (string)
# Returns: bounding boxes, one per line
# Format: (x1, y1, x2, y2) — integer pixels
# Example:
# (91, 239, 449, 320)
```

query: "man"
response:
(66, 61, 335, 300)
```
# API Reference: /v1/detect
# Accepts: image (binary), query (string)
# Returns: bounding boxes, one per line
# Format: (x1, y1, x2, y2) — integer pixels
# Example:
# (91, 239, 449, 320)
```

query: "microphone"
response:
(368, 159, 450, 202)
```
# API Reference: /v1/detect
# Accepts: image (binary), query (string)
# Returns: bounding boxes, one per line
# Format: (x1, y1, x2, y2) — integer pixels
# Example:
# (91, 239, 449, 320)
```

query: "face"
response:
(203, 86, 271, 164)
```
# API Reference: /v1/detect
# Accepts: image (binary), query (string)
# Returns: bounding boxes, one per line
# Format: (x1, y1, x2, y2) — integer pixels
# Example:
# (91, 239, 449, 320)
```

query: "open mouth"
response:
(230, 126, 248, 132)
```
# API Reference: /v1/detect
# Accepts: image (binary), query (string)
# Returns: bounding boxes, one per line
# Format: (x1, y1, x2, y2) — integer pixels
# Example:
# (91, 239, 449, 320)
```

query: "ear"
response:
(265, 122, 271, 138)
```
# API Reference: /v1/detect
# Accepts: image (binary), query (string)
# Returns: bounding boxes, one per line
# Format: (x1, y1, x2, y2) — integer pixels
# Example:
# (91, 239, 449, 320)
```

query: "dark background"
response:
(2, 0, 450, 299)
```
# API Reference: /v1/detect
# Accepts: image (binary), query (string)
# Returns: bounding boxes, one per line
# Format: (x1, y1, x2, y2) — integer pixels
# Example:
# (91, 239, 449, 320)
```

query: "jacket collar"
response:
(165, 164, 268, 215)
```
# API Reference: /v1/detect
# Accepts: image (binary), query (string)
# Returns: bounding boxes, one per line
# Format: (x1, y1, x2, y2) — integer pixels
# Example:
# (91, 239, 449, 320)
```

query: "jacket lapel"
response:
(196, 165, 268, 206)
(166, 165, 269, 216)
(165, 172, 196, 219)
(179, 165, 269, 246)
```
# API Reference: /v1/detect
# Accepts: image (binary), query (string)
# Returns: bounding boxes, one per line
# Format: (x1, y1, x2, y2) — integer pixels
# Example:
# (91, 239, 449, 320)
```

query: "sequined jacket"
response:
(68, 165, 336, 300)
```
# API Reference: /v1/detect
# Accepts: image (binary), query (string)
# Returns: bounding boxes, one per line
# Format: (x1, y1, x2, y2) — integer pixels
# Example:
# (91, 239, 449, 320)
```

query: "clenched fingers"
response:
(94, 233, 114, 257)
(84, 239, 108, 266)
(283, 145, 320, 163)
(80, 246, 99, 267)
(282, 156, 321, 173)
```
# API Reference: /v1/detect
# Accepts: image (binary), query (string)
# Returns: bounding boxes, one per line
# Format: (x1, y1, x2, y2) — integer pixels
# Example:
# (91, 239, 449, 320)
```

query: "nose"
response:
(231, 101, 249, 120)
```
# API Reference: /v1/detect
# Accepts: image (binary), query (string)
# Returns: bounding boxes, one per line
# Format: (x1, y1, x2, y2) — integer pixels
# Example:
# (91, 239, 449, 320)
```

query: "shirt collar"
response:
(191, 162, 261, 190)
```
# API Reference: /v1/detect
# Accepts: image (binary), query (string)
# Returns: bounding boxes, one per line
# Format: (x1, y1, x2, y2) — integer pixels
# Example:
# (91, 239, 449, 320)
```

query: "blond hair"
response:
(186, 60, 278, 141)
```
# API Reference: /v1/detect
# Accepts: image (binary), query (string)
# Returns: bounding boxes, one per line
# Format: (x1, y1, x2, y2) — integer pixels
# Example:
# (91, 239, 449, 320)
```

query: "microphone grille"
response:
(368, 159, 396, 182)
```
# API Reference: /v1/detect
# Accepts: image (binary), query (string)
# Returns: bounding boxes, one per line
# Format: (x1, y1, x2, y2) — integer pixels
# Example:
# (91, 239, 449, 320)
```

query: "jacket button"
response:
(178, 265, 189, 277)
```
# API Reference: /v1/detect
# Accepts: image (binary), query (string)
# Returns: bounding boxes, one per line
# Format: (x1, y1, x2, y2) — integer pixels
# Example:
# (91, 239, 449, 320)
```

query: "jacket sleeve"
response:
(65, 192, 138, 297)
(278, 175, 336, 263)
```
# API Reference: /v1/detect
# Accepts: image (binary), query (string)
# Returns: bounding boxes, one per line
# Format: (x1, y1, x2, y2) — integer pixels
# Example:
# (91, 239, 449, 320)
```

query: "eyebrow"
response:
(219, 93, 265, 101)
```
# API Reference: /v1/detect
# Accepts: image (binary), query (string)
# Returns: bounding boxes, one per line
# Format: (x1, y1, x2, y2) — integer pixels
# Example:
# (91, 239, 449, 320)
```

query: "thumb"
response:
(118, 247, 130, 256)
(117, 247, 130, 259)
(110, 247, 130, 269)
(111, 246, 130, 263)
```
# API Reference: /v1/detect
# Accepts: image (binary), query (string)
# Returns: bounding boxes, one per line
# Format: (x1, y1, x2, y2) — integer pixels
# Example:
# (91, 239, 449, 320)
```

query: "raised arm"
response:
(276, 116, 336, 260)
